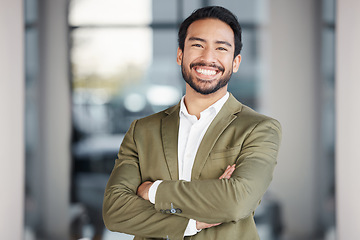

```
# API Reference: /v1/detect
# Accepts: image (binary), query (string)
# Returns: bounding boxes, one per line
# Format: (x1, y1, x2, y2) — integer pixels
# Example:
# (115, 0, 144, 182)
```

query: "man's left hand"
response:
(137, 181, 153, 200)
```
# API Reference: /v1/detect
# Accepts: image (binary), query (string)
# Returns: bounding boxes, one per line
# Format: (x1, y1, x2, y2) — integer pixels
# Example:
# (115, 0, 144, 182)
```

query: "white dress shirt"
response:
(149, 92, 229, 236)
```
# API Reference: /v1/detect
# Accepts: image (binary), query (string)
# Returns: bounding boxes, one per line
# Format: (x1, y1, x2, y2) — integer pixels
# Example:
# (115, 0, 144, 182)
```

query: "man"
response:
(103, 6, 281, 240)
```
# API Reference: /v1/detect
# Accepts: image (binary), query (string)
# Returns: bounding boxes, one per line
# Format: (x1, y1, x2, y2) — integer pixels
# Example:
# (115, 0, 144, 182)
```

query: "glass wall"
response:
(318, 0, 336, 238)
(24, 0, 41, 238)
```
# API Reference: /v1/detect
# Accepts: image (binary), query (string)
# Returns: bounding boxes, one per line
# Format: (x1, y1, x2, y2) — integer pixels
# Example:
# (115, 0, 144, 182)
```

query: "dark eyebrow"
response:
(216, 40, 232, 47)
(188, 37, 206, 43)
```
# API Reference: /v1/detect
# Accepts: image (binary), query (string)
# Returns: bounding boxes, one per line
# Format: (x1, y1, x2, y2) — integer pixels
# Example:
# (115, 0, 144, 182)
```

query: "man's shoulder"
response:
(228, 97, 280, 128)
(237, 104, 273, 121)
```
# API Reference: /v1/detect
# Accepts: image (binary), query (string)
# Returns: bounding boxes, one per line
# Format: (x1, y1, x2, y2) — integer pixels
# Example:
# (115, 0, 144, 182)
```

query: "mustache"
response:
(190, 62, 225, 72)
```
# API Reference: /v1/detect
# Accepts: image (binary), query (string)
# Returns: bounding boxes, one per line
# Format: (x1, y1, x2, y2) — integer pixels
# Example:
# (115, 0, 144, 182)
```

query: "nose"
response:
(201, 47, 217, 63)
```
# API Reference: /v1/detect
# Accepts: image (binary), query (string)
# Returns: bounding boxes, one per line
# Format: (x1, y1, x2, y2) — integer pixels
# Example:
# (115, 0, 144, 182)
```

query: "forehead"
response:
(186, 18, 235, 45)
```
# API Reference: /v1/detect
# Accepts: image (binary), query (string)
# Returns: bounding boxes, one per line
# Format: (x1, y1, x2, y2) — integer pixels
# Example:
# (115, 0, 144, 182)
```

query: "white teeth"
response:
(196, 68, 217, 76)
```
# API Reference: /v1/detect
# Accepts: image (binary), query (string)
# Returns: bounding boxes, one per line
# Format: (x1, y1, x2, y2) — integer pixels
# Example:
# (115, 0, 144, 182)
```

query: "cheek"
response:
(184, 50, 202, 62)
(220, 56, 234, 67)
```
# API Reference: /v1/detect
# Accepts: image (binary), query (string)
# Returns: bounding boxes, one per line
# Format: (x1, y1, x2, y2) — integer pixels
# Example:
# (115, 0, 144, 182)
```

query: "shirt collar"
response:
(179, 92, 229, 118)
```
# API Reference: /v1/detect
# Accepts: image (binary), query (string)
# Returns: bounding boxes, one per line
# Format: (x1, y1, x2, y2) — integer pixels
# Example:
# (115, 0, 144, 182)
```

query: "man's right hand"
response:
(196, 164, 236, 230)
(196, 221, 222, 230)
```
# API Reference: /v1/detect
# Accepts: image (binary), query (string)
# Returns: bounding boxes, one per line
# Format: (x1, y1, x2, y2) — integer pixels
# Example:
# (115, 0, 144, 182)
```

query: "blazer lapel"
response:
(161, 104, 180, 180)
(191, 94, 242, 180)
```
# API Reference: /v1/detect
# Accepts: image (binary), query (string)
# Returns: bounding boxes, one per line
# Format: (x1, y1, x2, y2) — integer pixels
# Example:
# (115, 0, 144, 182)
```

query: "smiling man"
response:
(179, 19, 240, 96)
(103, 6, 281, 240)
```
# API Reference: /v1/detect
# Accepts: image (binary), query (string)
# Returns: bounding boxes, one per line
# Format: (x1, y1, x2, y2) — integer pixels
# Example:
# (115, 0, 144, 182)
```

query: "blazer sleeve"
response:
(102, 120, 189, 239)
(153, 118, 282, 224)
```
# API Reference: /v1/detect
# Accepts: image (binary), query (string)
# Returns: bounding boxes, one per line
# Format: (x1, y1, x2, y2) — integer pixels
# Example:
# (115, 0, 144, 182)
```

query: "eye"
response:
(217, 47, 228, 51)
(192, 43, 203, 48)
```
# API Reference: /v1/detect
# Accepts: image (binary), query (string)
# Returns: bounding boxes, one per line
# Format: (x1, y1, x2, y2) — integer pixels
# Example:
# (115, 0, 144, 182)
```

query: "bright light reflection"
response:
(146, 85, 182, 106)
(124, 93, 147, 112)
(69, 0, 152, 25)
(72, 28, 152, 78)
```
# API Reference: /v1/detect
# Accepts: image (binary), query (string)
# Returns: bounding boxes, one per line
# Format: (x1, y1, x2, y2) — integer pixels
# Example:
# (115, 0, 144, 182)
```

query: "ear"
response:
(176, 47, 183, 66)
(232, 54, 242, 73)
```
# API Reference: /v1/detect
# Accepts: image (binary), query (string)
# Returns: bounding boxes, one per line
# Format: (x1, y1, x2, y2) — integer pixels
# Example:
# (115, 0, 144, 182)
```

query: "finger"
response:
(223, 171, 232, 179)
(204, 223, 221, 229)
(209, 223, 221, 227)
(219, 164, 237, 179)
(220, 168, 231, 179)
(219, 165, 231, 179)
(223, 165, 235, 178)
(228, 165, 236, 175)
(196, 221, 222, 230)
(222, 165, 236, 179)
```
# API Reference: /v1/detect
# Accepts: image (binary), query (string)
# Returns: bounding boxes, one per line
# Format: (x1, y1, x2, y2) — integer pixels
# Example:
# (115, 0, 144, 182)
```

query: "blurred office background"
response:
(1, 0, 359, 239)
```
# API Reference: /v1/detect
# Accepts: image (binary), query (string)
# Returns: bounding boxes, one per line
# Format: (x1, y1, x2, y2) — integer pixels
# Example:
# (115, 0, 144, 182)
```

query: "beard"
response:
(181, 61, 233, 95)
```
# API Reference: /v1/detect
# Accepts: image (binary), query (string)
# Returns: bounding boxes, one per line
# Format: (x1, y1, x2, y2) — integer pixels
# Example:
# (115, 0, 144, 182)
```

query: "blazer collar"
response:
(191, 93, 242, 180)
(162, 102, 181, 180)
(161, 94, 243, 180)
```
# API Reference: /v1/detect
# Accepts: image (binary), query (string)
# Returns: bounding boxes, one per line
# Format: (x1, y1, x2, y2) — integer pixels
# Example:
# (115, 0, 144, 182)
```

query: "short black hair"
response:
(178, 6, 243, 57)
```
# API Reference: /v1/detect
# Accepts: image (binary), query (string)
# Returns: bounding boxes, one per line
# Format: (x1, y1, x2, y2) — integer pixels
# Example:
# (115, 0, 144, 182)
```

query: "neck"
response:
(184, 85, 227, 119)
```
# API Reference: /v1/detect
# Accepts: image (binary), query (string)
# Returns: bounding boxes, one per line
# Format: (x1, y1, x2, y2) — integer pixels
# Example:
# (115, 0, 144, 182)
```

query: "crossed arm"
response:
(136, 164, 236, 231)
(103, 118, 281, 239)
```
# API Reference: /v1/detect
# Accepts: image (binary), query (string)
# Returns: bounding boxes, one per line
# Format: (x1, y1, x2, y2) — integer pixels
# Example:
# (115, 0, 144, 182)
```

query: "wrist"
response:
(149, 180, 163, 204)
(137, 181, 154, 200)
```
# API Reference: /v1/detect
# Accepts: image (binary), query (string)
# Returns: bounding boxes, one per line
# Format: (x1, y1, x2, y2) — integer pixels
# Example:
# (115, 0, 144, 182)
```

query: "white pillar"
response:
(37, 0, 71, 239)
(336, 0, 360, 239)
(0, 0, 24, 239)
(264, 0, 321, 238)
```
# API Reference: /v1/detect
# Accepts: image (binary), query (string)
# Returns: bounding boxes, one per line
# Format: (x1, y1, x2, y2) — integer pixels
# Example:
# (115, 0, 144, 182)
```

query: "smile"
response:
(195, 68, 217, 76)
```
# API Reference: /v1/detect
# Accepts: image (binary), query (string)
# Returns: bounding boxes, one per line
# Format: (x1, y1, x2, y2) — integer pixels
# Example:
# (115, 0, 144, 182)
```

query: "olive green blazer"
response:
(103, 94, 282, 240)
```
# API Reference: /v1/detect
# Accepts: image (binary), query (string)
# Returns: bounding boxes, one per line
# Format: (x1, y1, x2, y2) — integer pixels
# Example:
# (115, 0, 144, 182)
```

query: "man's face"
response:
(177, 18, 241, 95)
